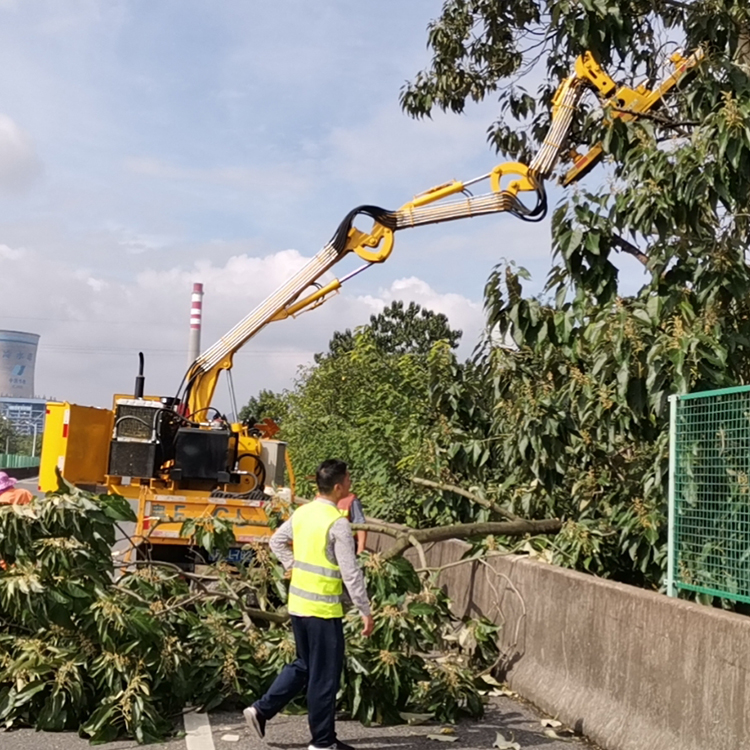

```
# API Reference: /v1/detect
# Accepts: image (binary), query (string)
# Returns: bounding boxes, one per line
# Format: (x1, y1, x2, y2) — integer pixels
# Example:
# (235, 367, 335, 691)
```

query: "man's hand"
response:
(361, 614, 374, 638)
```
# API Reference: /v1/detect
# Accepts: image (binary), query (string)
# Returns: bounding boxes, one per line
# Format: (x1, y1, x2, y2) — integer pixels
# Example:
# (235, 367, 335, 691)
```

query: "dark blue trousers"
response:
(254, 615, 344, 748)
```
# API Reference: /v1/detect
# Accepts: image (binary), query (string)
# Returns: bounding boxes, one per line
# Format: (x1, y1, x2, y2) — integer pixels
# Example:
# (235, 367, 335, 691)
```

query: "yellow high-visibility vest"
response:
(287, 501, 344, 618)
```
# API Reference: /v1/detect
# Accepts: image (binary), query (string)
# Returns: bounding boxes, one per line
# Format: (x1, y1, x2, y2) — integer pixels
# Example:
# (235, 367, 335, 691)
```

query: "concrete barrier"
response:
(368, 533, 750, 750)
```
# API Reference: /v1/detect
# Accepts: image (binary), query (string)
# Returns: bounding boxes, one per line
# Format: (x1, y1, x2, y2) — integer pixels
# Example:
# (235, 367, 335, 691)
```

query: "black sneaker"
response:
(243, 705, 266, 739)
(308, 741, 355, 750)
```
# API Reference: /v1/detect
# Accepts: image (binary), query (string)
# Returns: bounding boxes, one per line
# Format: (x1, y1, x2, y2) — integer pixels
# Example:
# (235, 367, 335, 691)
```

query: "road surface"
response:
(0, 695, 599, 750)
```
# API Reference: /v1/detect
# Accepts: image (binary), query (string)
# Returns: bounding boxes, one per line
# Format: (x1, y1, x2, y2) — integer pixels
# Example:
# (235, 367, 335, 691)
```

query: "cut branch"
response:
(379, 518, 562, 560)
(411, 477, 520, 521)
(352, 522, 409, 538)
(115, 560, 290, 624)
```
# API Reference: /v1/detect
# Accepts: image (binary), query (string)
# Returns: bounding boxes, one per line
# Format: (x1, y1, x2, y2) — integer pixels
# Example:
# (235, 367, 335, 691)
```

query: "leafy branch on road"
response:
(0, 485, 551, 742)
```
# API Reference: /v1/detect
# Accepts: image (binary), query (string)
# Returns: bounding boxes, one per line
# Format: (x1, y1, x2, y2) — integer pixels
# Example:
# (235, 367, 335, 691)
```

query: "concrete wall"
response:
(368, 533, 750, 750)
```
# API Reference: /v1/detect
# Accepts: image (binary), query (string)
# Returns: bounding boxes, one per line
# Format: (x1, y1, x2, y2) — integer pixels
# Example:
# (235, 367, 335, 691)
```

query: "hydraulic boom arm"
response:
(182, 49, 702, 415)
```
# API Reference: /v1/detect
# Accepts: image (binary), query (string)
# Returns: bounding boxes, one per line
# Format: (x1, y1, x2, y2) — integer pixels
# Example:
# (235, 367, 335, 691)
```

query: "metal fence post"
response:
(667, 394, 678, 598)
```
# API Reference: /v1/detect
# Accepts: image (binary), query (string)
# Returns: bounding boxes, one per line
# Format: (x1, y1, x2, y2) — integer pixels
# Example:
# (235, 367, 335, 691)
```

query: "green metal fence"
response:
(668, 386, 750, 603)
(0, 454, 40, 470)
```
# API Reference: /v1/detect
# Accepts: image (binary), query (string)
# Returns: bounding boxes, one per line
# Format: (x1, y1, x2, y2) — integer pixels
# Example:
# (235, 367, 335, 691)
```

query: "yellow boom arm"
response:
(183, 49, 702, 415)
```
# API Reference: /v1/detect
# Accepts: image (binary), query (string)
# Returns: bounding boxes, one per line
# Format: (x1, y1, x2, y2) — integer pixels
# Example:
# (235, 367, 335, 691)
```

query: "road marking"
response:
(184, 711, 215, 750)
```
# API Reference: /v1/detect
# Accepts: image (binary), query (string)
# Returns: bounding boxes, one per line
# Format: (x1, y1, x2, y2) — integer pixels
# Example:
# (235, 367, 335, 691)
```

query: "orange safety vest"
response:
(0, 486, 32, 571)
(337, 493, 356, 519)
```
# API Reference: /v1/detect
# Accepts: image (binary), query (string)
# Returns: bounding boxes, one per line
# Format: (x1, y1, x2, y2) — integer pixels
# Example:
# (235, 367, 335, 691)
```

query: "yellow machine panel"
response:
(139, 491, 272, 545)
(39, 402, 114, 492)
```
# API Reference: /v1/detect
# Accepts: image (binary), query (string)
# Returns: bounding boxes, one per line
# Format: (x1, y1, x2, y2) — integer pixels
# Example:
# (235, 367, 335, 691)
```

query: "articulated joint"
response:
(344, 221, 394, 263)
(575, 52, 616, 97)
(275, 279, 343, 320)
(490, 162, 536, 196)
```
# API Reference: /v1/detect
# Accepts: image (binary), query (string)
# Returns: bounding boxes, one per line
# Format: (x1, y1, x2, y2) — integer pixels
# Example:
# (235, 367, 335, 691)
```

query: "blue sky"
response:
(0, 1, 647, 412)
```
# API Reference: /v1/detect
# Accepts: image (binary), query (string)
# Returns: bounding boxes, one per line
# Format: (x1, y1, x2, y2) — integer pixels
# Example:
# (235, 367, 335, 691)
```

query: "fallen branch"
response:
(411, 477, 520, 522)
(114, 560, 290, 624)
(413, 551, 528, 675)
(351, 521, 409, 538)
(378, 518, 562, 560)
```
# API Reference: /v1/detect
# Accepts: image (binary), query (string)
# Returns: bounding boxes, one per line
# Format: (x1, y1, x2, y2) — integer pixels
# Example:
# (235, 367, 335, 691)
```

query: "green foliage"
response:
(401, 0, 750, 169)
(278, 328, 482, 526)
(318, 300, 462, 362)
(236, 4, 750, 597)
(342, 553, 498, 725)
(0, 418, 25, 456)
(0, 487, 497, 742)
(238, 388, 289, 426)
(386, 0, 750, 595)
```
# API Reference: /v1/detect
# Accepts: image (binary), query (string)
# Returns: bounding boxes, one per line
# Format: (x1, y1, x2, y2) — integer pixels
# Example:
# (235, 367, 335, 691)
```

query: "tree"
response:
(396, 2, 750, 591)
(238, 388, 289, 426)
(282, 330, 467, 526)
(317, 301, 462, 362)
(0, 416, 21, 455)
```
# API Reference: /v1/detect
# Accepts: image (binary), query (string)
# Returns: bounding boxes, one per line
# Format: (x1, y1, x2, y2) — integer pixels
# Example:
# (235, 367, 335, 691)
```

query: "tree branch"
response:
(611, 234, 649, 266)
(411, 477, 520, 521)
(114, 560, 290, 624)
(351, 522, 409, 538)
(610, 106, 699, 129)
(380, 518, 562, 560)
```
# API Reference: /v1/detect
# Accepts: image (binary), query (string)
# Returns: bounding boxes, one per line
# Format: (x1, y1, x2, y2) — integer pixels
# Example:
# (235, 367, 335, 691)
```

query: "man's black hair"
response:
(316, 459, 348, 495)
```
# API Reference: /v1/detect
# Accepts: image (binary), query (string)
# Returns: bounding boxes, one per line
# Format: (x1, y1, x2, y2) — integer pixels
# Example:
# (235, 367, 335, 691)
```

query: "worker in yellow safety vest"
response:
(244, 459, 374, 750)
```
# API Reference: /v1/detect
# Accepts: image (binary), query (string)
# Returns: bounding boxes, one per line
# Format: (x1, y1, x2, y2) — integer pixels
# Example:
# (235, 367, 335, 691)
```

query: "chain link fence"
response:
(668, 386, 750, 603)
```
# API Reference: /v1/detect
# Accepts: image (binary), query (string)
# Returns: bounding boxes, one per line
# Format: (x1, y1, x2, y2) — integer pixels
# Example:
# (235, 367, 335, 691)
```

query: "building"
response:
(0, 329, 46, 438)
(0, 397, 46, 434)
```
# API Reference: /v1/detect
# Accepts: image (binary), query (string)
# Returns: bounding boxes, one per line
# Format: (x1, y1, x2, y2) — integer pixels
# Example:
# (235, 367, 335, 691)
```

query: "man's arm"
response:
(268, 518, 294, 570)
(330, 518, 371, 617)
(349, 498, 368, 555)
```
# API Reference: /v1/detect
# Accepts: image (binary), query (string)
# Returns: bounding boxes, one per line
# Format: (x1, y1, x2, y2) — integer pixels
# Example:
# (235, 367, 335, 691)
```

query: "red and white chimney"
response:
(187, 282, 204, 367)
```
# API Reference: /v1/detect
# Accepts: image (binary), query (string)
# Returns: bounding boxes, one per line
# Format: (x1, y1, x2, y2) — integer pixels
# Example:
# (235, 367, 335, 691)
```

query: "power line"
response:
(1, 315, 157, 325)
(39, 346, 315, 356)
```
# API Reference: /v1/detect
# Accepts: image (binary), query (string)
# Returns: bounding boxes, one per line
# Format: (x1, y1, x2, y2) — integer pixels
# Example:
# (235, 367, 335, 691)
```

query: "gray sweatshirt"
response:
(269, 497, 371, 617)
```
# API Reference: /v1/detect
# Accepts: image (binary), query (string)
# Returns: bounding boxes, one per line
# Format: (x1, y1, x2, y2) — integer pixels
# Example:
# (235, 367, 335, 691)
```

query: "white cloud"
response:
(0, 242, 23, 259)
(0, 114, 42, 192)
(359, 276, 484, 351)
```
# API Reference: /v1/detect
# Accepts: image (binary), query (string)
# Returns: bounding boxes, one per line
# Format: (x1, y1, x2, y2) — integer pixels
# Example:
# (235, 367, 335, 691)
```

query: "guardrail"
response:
(0, 454, 41, 470)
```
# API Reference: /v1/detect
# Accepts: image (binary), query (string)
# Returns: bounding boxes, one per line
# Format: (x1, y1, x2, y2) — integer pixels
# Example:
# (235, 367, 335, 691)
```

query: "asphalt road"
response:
(14, 476, 42, 497)
(0, 695, 598, 750)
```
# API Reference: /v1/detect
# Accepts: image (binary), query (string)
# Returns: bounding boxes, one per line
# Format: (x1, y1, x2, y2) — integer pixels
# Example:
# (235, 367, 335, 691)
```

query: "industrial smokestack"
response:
(187, 282, 204, 367)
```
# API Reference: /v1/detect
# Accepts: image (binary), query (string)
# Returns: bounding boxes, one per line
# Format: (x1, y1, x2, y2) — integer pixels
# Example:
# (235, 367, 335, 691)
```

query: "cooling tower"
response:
(0, 330, 39, 398)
